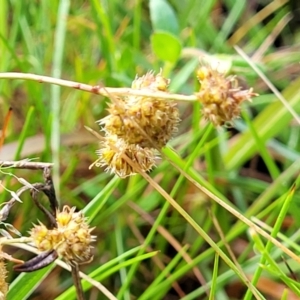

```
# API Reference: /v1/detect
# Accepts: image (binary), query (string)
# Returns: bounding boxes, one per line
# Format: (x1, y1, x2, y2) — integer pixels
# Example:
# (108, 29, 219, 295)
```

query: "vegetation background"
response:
(1, 0, 300, 299)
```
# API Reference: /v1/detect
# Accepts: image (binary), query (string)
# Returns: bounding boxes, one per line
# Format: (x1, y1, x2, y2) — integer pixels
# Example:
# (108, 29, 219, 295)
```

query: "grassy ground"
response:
(1, 0, 300, 299)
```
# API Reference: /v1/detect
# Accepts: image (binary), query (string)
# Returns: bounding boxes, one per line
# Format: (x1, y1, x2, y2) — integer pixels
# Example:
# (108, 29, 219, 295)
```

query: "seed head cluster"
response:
(94, 135, 158, 178)
(196, 63, 257, 126)
(92, 63, 257, 177)
(30, 206, 96, 264)
(94, 71, 180, 178)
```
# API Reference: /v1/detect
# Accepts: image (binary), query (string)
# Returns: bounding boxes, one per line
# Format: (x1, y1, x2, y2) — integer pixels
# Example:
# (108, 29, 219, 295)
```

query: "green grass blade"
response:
(50, 0, 70, 199)
(224, 77, 300, 171)
(7, 264, 54, 300)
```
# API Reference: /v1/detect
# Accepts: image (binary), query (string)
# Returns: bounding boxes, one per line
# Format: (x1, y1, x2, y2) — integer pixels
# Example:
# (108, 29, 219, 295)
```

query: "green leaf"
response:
(224, 76, 300, 171)
(83, 175, 120, 222)
(151, 31, 182, 63)
(149, 0, 179, 36)
(7, 264, 54, 300)
(56, 248, 157, 300)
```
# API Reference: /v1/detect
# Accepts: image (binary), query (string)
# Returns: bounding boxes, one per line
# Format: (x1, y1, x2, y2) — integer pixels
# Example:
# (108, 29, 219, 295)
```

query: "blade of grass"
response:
(228, 0, 289, 45)
(117, 124, 214, 298)
(90, 0, 116, 72)
(133, 0, 142, 50)
(211, 0, 246, 52)
(209, 253, 220, 300)
(50, 0, 70, 201)
(242, 110, 281, 180)
(83, 175, 120, 221)
(224, 75, 300, 171)
(7, 264, 53, 300)
(56, 248, 158, 299)
(244, 184, 296, 299)
(139, 245, 189, 300)
(115, 215, 131, 300)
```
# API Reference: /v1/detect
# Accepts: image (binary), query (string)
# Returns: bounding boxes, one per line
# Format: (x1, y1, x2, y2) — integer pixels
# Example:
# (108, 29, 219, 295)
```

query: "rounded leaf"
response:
(151, 31, 182, 63)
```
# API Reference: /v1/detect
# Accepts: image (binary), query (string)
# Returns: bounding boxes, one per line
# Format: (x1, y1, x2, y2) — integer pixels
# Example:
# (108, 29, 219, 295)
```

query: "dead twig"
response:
(0, 160, 53, 170)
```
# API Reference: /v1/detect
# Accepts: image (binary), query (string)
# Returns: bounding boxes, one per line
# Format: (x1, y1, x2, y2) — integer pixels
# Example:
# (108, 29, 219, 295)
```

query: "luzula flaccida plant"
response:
(91, 62, 257, 178)
(0, 166, 96, 299)
(0, 57, 257, 299)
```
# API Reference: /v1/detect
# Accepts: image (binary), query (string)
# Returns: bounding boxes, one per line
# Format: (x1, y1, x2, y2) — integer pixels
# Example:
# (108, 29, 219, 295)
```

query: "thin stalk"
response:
(209, 254, 219, 300)
(235, 46, 300, 125)
(0, 72, 198, 102)
(71, 264, 85, 300)
(133, 0, 141, 49)
(244, 184, 296, 300)
(0, 160, 53, 170)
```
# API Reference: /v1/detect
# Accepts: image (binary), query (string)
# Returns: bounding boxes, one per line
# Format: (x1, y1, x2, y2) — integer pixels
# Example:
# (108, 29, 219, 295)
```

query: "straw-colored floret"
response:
(100, 70, 180, 148)
(93, 70, 180, 177)
(95, 135, 158, 178)
(196, 63, 257, 126)
(30, 206, 96, 264)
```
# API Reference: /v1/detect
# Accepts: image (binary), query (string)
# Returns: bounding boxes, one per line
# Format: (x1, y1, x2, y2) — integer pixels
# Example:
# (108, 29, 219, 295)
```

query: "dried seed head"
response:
(131, 70, 170, 91)
(99, 70, 180, 148)
(93, 135, 158, 178)
(30, 206, 96, 264)
(196, 63, 257, 126)
(30, 223, 53, 251)
(0, 251, 8, 299)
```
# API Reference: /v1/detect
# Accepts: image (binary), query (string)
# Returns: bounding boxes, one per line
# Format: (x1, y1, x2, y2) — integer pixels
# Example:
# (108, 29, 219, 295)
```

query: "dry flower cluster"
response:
(0, 60, 258, 299)
(0, 167, 96, 299)
(91, 63, 256, 177)
(30, 206, 96, 264)
(196, 63, 257, 126)
(92, 70, 180, 178)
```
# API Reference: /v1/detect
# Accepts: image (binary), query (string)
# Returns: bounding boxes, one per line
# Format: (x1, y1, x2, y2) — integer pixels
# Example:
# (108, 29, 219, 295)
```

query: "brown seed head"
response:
(99, 70, 180, 148)
(30, 224, 53, 251)
(30, 206, 96, 264)
(196, 63, 257, 126)
(131, 70, 170, 91)
(94, 135, 158, 178)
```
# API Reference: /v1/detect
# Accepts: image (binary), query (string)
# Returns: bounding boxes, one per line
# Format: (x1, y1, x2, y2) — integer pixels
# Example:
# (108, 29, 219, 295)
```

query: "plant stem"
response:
(71, 264, 85, 300)
(0, 72, 198, 102)
(0, 160, 53, 169)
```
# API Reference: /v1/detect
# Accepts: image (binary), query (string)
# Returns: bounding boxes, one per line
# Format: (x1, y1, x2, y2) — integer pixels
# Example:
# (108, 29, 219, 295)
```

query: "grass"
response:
(1, 0, 300, 299)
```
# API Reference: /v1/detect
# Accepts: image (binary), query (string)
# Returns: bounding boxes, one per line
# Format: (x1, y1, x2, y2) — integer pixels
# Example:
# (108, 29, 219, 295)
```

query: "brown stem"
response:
(0, 160, 53, 170)
(71, 263, 85, 300)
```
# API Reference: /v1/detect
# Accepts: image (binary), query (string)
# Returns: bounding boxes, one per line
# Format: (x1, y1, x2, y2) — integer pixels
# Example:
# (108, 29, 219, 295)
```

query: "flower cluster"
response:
(196, 63, 257, 126)
(91, 62, 257, 177)
(94, 71, 180, 178)
(30, 206, 96, 264)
